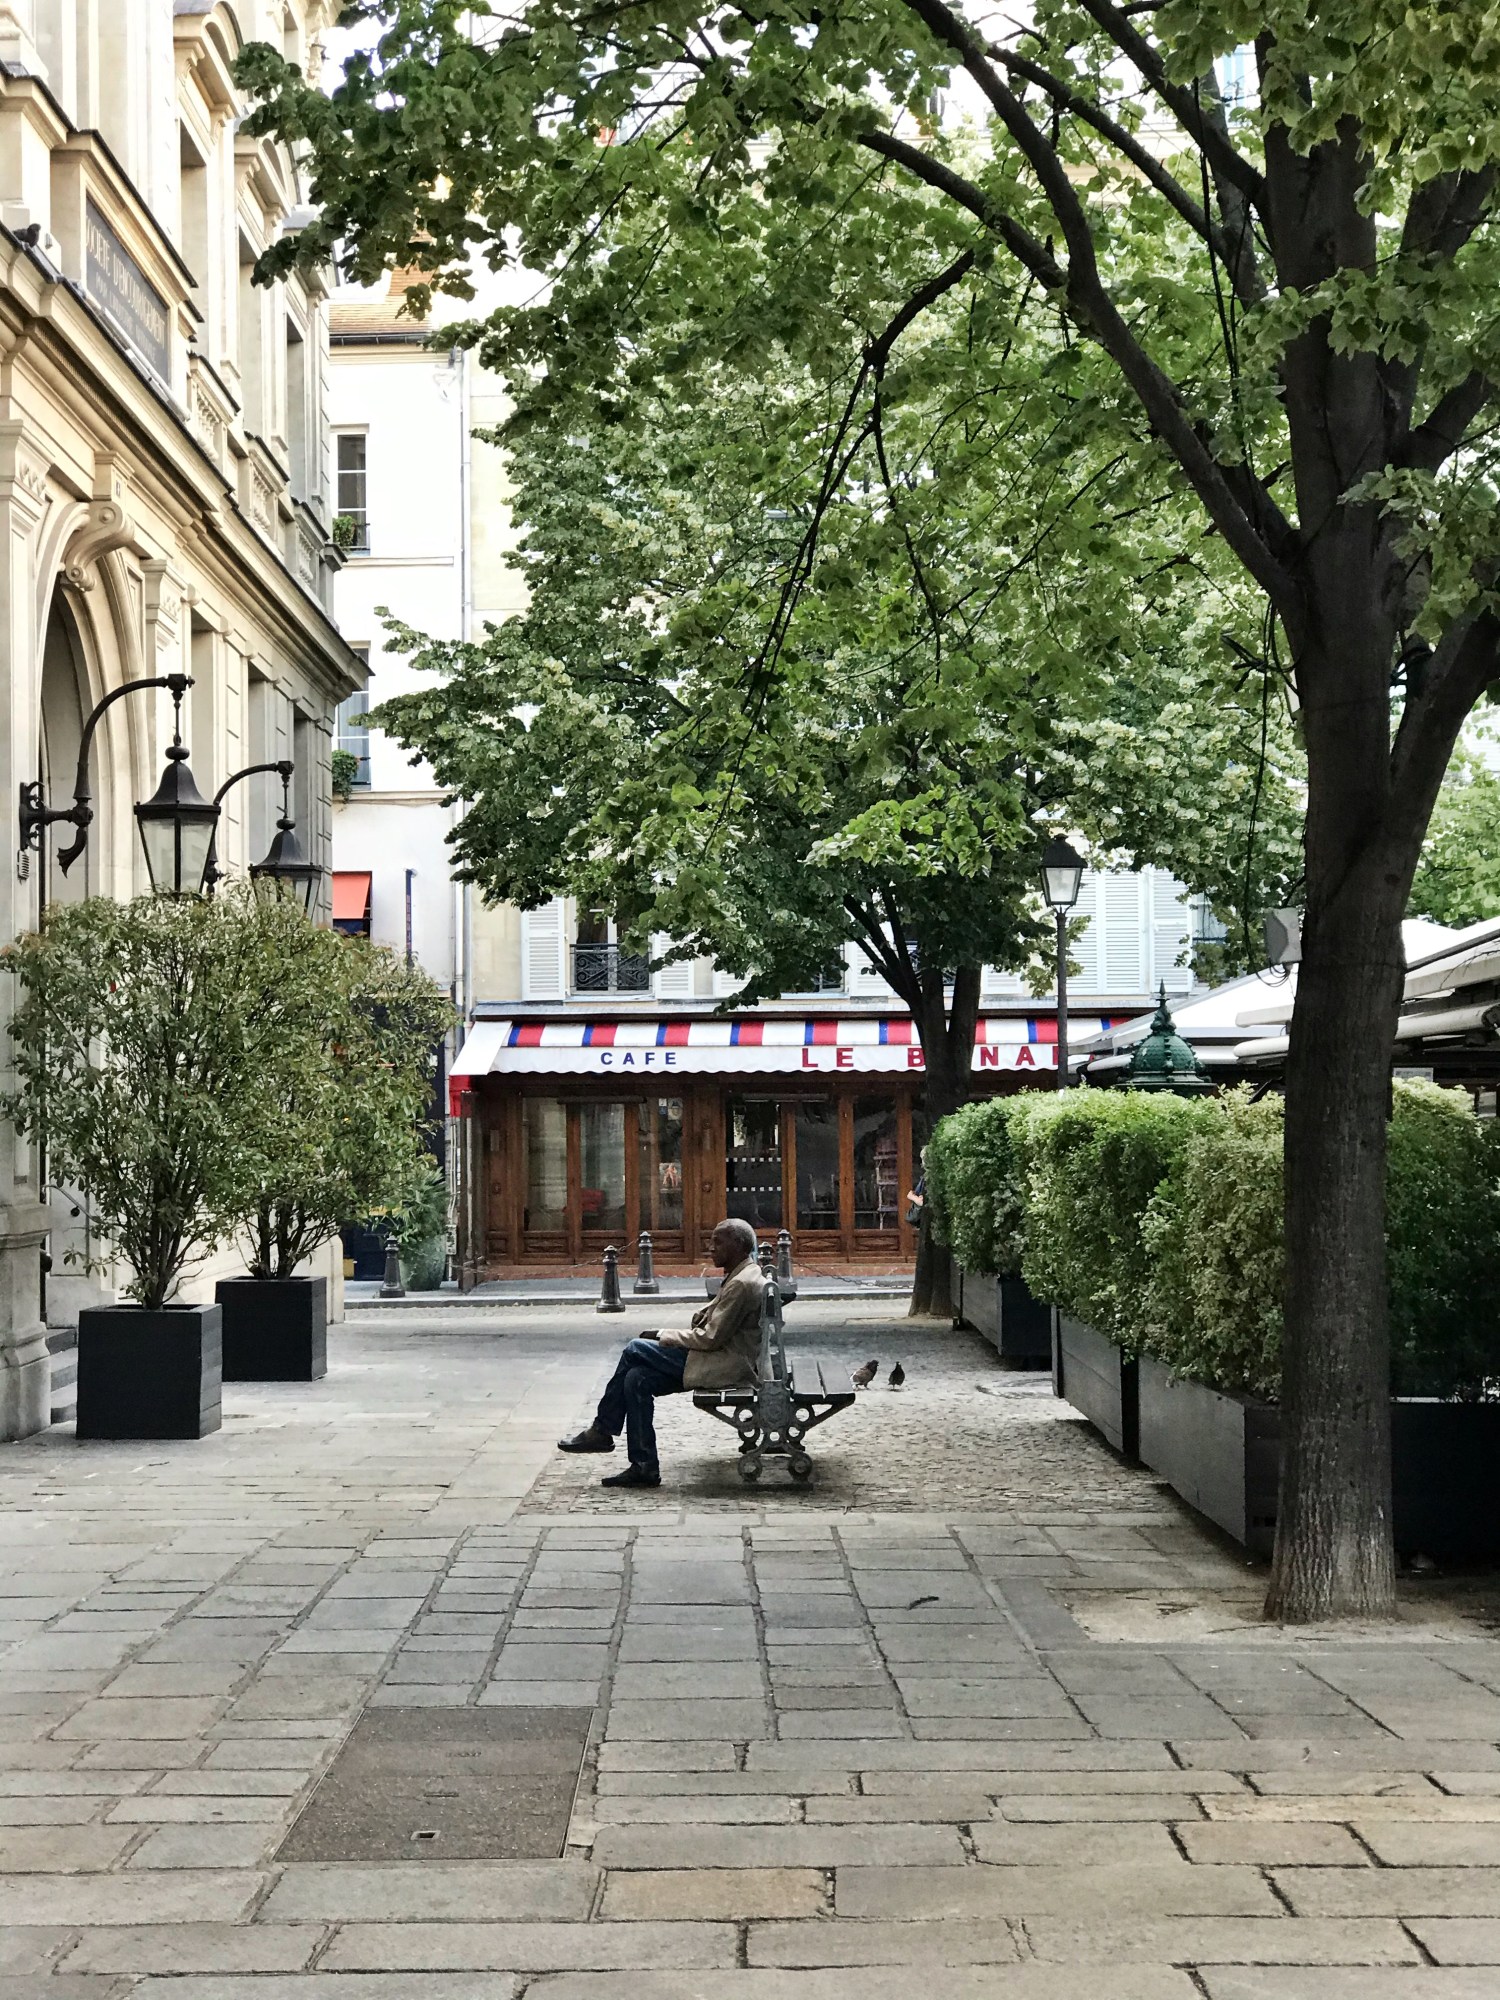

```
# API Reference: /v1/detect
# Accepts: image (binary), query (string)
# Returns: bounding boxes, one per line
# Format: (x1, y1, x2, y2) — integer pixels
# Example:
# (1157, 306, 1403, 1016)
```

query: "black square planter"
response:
(215, 1276, 327, 1382)
(75, 1304, 222, 1440)
(953, 1263, 1053, 1366)
(1052, 1313, 1139, 1459)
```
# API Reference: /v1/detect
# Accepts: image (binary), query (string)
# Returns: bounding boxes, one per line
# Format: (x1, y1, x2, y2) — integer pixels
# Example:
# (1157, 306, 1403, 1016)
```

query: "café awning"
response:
(448, 1013, 1113, 1082)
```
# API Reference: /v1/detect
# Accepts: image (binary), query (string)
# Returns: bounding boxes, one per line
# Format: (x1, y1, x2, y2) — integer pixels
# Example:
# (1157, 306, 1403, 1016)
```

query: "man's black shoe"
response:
(601, 1465, 661, 1489)
(558, 1426, 614, 1453)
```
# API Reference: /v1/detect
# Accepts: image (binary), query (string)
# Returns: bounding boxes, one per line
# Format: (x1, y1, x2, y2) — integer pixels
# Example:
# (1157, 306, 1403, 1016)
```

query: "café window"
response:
(579, 1103, 627, 1236)
(794, 1099, 840, 1232)
(853, 1096, 900, 1230)
(726, 1097, 782, 1230)
(640, 1098, 684, 1233)
(523, 1099, 567, 1233)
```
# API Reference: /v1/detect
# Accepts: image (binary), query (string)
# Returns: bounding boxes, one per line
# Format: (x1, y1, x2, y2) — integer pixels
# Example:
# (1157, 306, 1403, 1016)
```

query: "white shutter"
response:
(981, 962, 1029, 997)
(1149, 870, 1194, 994)
(1068, 874, 1102, 992)
(652, 935, 695, 999)
(521, 897, 567, 999)
(712, 964, 744, 998)
(1100, 872, 1147, 992)
(846, 938, 892, 997)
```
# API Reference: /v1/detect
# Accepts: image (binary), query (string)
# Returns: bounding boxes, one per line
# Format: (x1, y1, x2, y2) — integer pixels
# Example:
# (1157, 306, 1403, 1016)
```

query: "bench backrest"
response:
(757, 1278, 790, 1386)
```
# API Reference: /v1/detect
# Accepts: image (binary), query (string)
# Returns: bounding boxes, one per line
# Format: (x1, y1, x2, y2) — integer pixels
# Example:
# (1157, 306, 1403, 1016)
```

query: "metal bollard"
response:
(596, 1244, 626, 1313)
(633, 1229, 660, 1295)
(379, 1237, 405, 1299)
(758, 1237, 775, 1279)
(775, 1227, 797, 1301)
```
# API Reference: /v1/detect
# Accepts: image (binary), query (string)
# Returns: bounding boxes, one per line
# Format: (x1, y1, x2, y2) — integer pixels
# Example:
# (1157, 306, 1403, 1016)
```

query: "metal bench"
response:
(693, 1279, 855, 1482)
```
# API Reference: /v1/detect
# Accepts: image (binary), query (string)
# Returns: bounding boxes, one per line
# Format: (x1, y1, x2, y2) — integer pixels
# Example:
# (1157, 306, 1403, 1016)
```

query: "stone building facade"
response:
(0, 0, 363, 1439)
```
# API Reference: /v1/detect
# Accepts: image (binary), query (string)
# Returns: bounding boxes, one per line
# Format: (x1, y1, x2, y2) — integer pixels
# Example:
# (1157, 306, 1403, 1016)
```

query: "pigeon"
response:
(888, 1362, 905, 1389)
(851, 1358, 879, 1390)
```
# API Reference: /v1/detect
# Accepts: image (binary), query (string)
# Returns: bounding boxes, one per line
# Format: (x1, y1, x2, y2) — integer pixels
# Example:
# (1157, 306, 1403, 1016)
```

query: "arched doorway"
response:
(36, 592, 109, 1332)
(38, 592, 99, 907)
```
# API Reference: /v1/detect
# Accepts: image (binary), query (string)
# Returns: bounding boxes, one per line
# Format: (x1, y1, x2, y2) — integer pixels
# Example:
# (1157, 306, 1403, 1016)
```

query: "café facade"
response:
(449, 1008, 1115, 1274)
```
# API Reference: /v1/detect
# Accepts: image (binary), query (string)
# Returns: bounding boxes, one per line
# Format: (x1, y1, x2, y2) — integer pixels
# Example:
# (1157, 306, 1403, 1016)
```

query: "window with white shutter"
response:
(981, 963, 1030, 997)
(1067, 875, 1102, 992)
(846, 938, 892, 997)
(1100, 873, 1147, 991)
(652, 935, 696, 999)
(712, 964, 745, 998)
(1148, 871, 1194, 993)
(521, 898, 567, 999)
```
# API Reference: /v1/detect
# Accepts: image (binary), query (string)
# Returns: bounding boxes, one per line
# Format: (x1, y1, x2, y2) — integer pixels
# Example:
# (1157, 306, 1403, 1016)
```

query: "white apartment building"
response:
(0, 1, 363, 1437)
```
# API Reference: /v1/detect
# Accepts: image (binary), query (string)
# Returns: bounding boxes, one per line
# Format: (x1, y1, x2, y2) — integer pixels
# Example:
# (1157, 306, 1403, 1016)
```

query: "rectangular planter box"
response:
(1053, 1314, 1138, 1459)
(954, 1264, 1052, 1366)
(1138, 1355, 1280, 1553)
(216, 1276, 327, 1383)
(75, 1305, 222, 1440)
(1138, 1356, 1500, 1560)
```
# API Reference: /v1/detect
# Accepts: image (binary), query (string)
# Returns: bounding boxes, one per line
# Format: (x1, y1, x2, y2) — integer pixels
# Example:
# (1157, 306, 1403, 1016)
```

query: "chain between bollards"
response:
(633, 1229, 660, 1295)
(596, 1244, 626, 1313)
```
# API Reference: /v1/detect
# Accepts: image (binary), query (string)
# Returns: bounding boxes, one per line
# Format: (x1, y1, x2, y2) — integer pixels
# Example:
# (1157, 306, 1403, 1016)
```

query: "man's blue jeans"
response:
(595, 1337, 687, 1473)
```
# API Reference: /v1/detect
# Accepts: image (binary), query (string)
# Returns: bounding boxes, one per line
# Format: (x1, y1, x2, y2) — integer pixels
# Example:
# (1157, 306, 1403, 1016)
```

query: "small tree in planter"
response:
(4, 888, 321, 1438)
(219, 927, 453, 1379)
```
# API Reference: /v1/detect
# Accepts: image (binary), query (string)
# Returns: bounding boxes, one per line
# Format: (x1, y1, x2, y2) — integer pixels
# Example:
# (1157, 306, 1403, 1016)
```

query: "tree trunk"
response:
(1266, 569, 1414, 1620)
(907, 964, 981, 1319)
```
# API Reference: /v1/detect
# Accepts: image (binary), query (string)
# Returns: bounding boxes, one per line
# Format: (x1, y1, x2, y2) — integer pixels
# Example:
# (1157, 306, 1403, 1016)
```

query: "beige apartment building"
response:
(0, 0, 363, 1438)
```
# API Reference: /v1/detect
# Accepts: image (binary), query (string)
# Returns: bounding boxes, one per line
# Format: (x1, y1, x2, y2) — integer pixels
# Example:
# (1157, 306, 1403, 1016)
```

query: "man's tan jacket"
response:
(658, 1254, 764, 1390)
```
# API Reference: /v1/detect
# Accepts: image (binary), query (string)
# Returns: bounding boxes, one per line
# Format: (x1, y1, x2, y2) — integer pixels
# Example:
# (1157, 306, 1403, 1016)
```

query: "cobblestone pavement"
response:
(2, 1303, 1500, 1997)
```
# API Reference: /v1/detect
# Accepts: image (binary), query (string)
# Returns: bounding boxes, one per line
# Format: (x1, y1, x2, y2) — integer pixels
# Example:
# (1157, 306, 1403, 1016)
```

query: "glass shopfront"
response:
(484, 1080, 923, 1268)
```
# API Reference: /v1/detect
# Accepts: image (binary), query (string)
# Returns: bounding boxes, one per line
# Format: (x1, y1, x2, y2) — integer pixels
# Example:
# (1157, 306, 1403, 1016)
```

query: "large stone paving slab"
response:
(4, 1301, 1500, 1996)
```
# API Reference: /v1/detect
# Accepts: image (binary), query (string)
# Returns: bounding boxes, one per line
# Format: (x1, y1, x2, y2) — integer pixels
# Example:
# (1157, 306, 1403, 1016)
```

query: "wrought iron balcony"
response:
(572, 942, 651, 993)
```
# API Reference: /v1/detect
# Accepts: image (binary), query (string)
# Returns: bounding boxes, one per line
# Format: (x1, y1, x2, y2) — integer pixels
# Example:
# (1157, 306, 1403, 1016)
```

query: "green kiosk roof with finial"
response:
(1123, 985, 1215, 1094)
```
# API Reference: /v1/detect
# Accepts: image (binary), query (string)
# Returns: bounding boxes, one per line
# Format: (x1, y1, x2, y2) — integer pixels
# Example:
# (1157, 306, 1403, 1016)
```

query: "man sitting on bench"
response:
(557, 1217, 763, 1489)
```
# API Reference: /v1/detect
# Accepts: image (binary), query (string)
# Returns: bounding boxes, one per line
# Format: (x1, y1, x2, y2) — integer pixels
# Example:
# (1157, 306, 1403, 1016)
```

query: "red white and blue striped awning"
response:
(449, 1015, 1113, 1085)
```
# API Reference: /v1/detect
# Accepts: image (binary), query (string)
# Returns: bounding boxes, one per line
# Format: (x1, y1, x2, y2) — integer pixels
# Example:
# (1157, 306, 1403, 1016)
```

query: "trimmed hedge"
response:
(930, 1079, 1500, 1401)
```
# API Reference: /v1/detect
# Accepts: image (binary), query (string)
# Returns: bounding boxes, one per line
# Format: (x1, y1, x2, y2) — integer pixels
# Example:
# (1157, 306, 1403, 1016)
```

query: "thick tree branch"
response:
(992, 44, 1265, 306)
(881, 0, 1298, 615)
(1064, 0, 1267, 209)
(1390, 610, 1500, 831)
(856, 130, 1064, 290)
(1400, 166, 1497, 264)
(1395, 372, 1497, 475)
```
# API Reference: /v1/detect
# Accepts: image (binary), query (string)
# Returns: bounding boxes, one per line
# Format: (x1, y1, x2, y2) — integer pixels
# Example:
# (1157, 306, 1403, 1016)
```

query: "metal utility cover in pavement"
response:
(276, 1707, 594, 1862)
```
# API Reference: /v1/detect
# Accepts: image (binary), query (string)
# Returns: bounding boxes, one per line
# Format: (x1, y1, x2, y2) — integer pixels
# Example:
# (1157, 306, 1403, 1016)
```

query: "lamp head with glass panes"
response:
(134, 684, 220, 896)
(249, 767, 322, 917)
(1040, 834, 1086, 912)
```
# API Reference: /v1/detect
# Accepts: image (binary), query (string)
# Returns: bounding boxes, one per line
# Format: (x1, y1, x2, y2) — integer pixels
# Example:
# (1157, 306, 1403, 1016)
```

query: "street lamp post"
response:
(1040, 835, 1086, 1091)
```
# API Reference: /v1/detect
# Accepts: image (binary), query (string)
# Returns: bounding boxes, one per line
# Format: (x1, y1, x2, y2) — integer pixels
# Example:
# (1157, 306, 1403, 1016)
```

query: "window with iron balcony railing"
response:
(572, 942, 651, 993)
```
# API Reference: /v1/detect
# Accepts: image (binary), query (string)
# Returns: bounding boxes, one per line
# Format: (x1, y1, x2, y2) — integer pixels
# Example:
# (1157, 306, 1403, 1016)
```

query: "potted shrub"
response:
(926, 1097, 1052, 1364)
(4, 890, 317, 1439)
(1020, 1089, 1214, 1455)
(1138, 1082, 1500, 1558)
(218, 929, 451, 1379)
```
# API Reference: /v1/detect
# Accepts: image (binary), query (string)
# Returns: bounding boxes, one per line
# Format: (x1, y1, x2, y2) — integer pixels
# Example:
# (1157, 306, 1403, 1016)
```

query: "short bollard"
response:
(596, 1245, 626, 1313)
(634, 1230, 660, 1296)
(775, 1227, 797, 1301)
(758, 1238, 775, 1280)
(379, 1238, 405, 1300)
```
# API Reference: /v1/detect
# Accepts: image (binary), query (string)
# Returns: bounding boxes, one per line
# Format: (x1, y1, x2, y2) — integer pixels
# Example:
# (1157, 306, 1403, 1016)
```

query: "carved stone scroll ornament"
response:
(62, 499, 135, 592)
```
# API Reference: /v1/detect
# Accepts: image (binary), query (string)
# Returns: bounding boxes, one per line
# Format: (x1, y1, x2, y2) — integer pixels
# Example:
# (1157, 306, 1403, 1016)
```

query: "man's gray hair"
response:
(717, 1217, 759, 1262)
